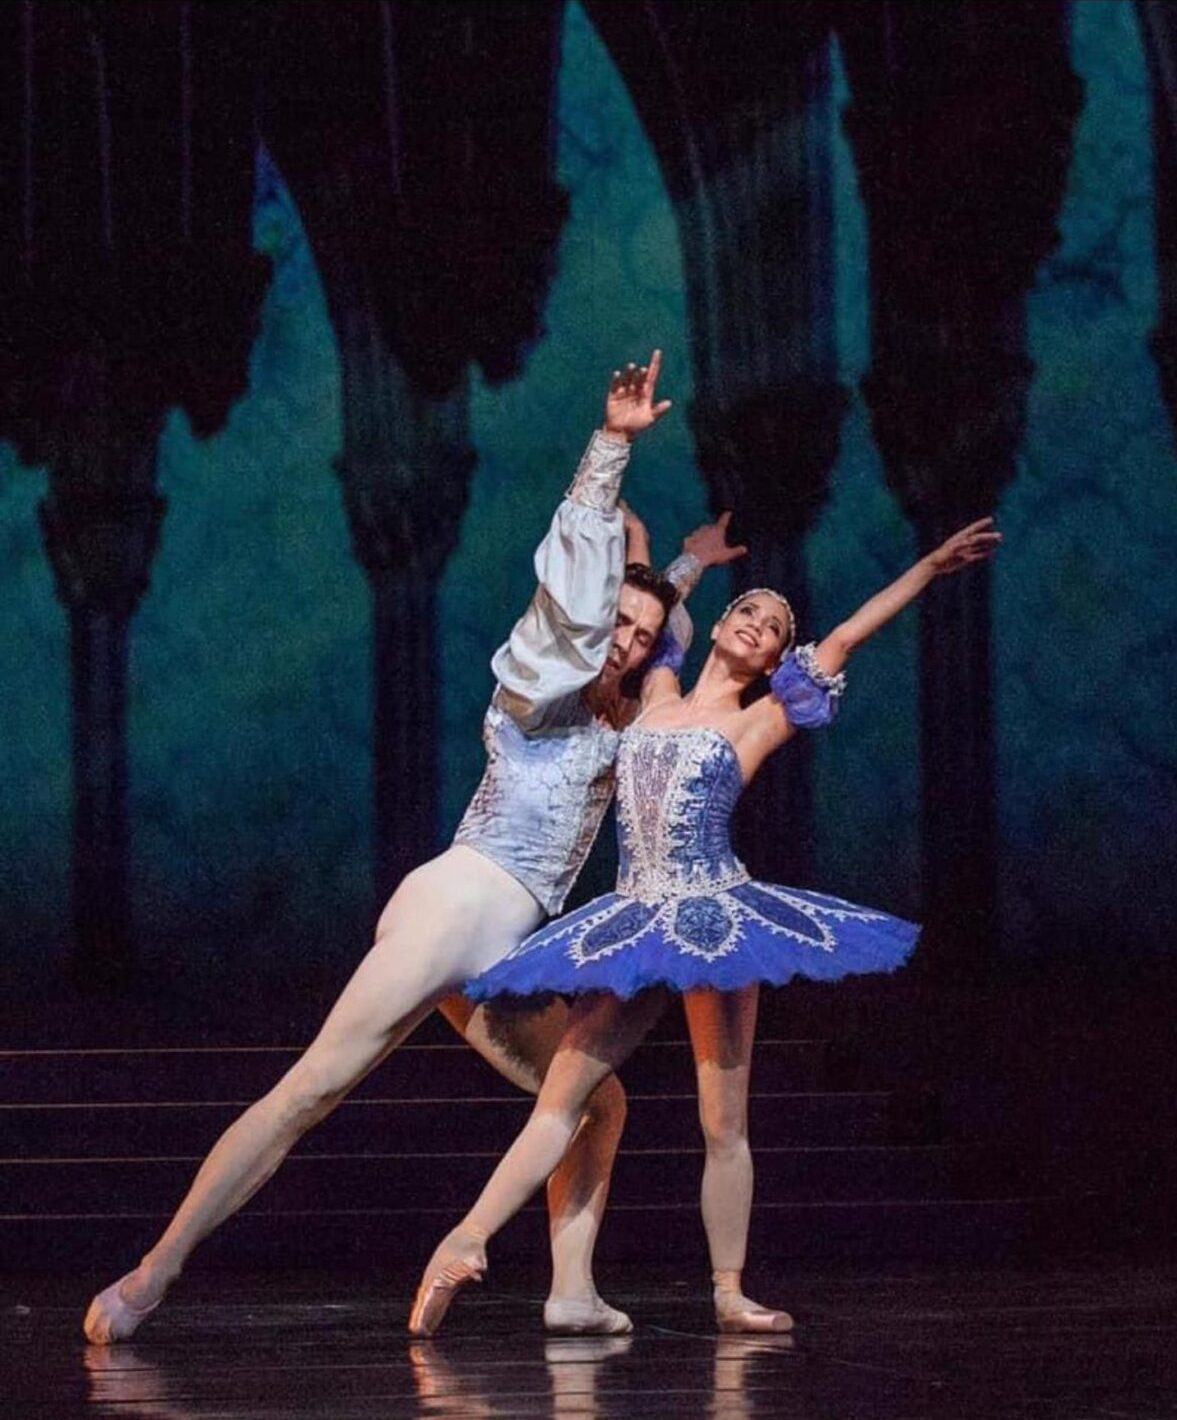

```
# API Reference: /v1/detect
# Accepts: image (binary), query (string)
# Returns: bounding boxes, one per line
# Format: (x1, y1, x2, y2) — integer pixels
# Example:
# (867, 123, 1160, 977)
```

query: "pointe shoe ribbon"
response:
(408, 1250, 486, 1337)
(83, 1275, 162, 1346)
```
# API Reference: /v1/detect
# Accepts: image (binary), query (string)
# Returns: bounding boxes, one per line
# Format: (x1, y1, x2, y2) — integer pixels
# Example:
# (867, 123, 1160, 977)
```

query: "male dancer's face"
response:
(599, 584, 667, 686)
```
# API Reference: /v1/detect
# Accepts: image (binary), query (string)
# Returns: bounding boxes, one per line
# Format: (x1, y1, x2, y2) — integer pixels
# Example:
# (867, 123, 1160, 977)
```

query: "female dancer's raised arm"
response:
(813, 517, 1000, 677)
(735, 517, 1002, 774)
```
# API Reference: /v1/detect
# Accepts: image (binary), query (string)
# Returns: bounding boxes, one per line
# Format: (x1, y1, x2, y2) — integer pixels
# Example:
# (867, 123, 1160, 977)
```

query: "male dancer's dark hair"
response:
(623, 562, 680, 615)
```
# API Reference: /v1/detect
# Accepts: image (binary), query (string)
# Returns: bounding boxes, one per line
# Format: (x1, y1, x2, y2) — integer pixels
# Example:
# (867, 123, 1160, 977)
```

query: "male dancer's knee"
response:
(582, 1074, 627, 1149)
(272, 1055, 352, 1137)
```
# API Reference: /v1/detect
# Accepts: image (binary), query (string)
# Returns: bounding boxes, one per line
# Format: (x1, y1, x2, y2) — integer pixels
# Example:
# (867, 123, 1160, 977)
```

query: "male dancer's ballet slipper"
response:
(543, 1294, 633, 1335)
(83, 1274, 162, 1345)
(408, 1232, 487, 1337)
(713, 1287, 793, 1334)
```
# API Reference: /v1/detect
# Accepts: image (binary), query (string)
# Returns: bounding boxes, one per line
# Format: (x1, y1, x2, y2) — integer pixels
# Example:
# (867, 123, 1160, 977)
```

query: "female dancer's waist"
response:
(616, 857, 750, 903)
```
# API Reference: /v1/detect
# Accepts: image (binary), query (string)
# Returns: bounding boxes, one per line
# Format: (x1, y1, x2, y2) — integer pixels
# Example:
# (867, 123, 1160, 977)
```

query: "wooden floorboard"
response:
(4, 1260, 1175, 1418)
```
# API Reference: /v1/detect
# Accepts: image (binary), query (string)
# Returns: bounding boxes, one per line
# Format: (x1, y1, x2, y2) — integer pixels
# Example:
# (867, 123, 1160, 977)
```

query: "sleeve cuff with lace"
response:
(663, 550, 703, 599)
(565, 431, 631, 512)
(666, 599, 694, 655)
(646, 623, 686, 675)
(769, 643, 846, 728)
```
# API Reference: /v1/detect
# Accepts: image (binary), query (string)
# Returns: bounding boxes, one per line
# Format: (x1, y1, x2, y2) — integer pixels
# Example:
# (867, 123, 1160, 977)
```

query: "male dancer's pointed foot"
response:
(83, 1271, 164, 1345)
(713, 1277, 793, 1334)
(408, 1229, 487, 1337)
(544, 1293, 633, 1335)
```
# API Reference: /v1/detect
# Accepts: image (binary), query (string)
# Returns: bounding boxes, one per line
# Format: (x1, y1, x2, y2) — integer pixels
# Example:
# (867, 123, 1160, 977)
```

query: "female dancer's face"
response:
(713, 594, 790, 674)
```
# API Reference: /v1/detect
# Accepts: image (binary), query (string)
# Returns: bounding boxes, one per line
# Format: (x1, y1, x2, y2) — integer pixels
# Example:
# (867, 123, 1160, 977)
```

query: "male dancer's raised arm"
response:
(493, 352, 671, 732)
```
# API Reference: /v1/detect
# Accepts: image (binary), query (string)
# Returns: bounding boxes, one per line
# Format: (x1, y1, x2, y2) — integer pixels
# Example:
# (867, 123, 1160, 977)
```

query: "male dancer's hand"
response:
(683, 510, 748, 568)
(603, 349, 672, 443)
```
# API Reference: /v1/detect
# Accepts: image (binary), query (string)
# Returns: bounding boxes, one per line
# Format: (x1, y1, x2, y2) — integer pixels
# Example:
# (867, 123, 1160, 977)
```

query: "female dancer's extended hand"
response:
(925, 517, 1003, 575)
(603, 349, 672, 442)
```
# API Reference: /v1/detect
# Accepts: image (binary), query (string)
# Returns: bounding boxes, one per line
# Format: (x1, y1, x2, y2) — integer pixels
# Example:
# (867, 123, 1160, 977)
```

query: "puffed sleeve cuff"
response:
(565, 431, 631, 512)
(646, 623, 686, 674)
(663, 550, 703, 599)
(667, 599, 693, 655)
(769, 643, 846, 728)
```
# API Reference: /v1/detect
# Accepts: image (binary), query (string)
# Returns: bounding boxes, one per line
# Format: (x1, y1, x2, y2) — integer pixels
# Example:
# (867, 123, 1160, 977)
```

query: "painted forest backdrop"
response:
(1, 1, 1174, 1007)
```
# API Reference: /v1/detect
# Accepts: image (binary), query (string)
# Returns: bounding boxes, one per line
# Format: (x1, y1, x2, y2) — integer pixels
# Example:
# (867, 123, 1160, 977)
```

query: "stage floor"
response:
(5, 1260, 1175, 1418)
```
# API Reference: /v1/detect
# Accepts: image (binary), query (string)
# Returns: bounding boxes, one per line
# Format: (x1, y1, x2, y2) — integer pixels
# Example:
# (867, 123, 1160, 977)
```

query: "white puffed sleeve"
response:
(491, 432, 629, 731)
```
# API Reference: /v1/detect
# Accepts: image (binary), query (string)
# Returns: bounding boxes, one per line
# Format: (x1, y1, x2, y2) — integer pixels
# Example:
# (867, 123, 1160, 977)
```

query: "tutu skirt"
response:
(466, 879, 919, 1002)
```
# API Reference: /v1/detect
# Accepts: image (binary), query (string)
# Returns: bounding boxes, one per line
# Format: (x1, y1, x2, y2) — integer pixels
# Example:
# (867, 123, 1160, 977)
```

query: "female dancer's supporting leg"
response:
(438, 995, 630, 1332)
(83, 847, 627, 1343)
(413, 982, 792, 1336)
(684, 985, 791, 1332)
(410, 988, 669, 1336)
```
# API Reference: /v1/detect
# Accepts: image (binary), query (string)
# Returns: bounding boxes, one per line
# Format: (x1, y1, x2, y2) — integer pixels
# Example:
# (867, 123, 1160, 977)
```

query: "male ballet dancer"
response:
(84, 351, 744, 1343)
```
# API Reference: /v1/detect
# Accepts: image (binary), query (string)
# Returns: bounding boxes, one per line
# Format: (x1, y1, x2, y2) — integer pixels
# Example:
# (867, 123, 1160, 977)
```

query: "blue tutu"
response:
(465, 874, 920, 1002)
(468, 649, 919, 1004)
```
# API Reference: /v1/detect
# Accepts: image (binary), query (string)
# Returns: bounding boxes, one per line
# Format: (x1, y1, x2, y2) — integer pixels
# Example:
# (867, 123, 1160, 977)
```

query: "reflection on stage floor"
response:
(5, 1261, 1176, 1418)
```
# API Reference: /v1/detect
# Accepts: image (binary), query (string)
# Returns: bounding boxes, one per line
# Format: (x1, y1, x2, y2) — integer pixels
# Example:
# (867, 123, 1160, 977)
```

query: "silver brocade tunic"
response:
(453, 431, 698, 915)
(454, 697, 621, 915)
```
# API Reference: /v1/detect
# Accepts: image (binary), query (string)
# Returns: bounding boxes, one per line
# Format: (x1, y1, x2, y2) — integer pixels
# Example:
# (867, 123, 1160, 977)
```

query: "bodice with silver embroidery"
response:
(615, 727, 749, 903)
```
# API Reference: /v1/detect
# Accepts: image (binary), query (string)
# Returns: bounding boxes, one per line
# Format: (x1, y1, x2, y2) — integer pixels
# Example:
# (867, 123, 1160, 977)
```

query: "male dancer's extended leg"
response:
(83, 847, 540, 1345)
(410, 988, 668, 1336)
(438, 995, 630, 1333)
(684, 985, 791, 1332)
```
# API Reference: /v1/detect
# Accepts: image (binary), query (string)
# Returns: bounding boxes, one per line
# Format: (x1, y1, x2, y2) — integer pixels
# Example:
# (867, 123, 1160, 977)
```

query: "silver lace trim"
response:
(794, 642, 847, 696)
(557, 881, 891, 967)
(564, 431, 630, 512)
(617, 861, 751, 905)
(662, 550, 703, 598)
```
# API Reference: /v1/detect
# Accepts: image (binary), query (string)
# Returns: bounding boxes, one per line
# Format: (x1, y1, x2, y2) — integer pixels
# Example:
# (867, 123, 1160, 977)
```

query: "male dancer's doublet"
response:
(455, 698, 620, 916)
(467, 647, 919, 998)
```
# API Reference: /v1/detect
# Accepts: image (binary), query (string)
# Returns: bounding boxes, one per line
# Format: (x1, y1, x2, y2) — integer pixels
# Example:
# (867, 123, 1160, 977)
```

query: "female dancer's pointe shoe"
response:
(83, 1274, 162, 1345)
(408, 1233, 487, 1337)
(543, 1294, 633, 1335)
(713, 1288, 793, 1334)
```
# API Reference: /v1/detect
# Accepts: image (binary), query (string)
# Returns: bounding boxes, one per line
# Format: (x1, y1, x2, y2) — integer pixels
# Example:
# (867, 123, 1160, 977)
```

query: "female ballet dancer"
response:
(410, 515, 1002, 1336)
(83, 352, 744, 1344)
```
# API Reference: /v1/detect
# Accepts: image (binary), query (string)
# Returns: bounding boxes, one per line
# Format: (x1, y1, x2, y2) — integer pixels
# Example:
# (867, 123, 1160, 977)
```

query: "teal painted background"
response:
(997, 2, 1177, 957)
(0, 2, 1173, 988)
